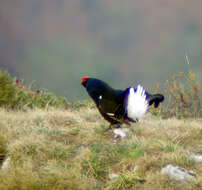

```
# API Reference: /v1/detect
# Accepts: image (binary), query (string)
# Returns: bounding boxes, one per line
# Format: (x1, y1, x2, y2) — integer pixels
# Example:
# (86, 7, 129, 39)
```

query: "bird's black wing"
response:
(94, 92, 124, 124)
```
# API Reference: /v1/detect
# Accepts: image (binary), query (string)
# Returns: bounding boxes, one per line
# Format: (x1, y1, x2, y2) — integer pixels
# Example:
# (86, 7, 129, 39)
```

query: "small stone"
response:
(188, 151, 202, 163)
(161, 164, 195, 181)
(133, 165, 139, 173)
(113, 128, 129, 139)
(1, 157, 10, 170)
(109, 173, 119, 180)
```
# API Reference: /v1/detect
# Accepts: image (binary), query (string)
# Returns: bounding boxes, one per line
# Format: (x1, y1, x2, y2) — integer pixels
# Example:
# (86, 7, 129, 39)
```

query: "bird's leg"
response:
(114, 124, 121, 129)
(126, 117, 138, 123)
(104, 124, 121, 132)
(104, 124, 113, 132)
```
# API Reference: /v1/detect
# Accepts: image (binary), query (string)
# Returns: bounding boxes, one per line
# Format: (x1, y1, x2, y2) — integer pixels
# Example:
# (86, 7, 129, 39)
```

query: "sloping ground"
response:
(0, 107, 201, 190)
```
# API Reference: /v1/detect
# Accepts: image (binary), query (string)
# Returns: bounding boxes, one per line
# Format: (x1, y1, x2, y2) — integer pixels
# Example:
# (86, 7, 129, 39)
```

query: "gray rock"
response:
(109, 173, 119, 180)
(113, 128, 129, 139)
(161, 164, 195, 181)
(188, 151, 202, 163)
(1, 157, 10, 170)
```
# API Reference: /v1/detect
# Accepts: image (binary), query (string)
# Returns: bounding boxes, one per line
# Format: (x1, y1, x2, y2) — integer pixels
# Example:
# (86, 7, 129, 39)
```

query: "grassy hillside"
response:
(0, 106, 201, 190)
(0, 69, 201, 189)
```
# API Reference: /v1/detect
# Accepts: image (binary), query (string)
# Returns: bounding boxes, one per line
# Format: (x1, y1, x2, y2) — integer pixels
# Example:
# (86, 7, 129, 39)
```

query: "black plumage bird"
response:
(81, 76, 164, 129)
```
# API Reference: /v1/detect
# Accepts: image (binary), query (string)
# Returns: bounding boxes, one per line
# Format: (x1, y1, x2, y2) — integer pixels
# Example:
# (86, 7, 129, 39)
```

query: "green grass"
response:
(0, 70, 71, 110)
(0, 108, 201, 190)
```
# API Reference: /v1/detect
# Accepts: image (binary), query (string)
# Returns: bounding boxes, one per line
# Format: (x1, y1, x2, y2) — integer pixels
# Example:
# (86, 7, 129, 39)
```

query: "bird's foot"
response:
(104, 125, 112, 132)
(104, 124, 121, 132)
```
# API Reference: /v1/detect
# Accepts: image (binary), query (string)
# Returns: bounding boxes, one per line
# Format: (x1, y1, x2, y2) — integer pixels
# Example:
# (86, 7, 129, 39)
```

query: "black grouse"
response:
(81, 76, 164, 129)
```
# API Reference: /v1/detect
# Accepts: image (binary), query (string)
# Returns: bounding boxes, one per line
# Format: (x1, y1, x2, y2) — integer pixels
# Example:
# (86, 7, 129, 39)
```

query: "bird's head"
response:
(81, 76, 90, 87)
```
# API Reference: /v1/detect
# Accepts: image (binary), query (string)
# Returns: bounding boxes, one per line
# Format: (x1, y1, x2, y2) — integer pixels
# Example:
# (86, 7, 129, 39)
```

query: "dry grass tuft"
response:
(152, 69, 202, 118)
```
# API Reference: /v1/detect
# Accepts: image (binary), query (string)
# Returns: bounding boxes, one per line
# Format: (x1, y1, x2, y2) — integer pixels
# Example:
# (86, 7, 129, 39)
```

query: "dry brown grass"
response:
(153, 69, 202, 118)
(0, 107, 201, 190)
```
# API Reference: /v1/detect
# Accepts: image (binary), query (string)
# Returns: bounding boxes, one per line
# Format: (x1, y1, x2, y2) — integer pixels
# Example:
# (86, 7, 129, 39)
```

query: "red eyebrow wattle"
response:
(81, 76, 90, 83)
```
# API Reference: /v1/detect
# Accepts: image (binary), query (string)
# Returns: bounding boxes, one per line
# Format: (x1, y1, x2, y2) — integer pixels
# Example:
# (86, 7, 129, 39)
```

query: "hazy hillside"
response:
(0, 0, 202, 100)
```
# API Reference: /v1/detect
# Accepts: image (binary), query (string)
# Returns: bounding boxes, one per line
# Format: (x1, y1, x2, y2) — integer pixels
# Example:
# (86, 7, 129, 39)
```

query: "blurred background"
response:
(0, 0, 202, 101)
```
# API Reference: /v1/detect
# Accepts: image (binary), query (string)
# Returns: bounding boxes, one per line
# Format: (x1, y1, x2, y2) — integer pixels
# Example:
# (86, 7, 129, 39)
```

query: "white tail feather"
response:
(127, 85, 148, 120)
